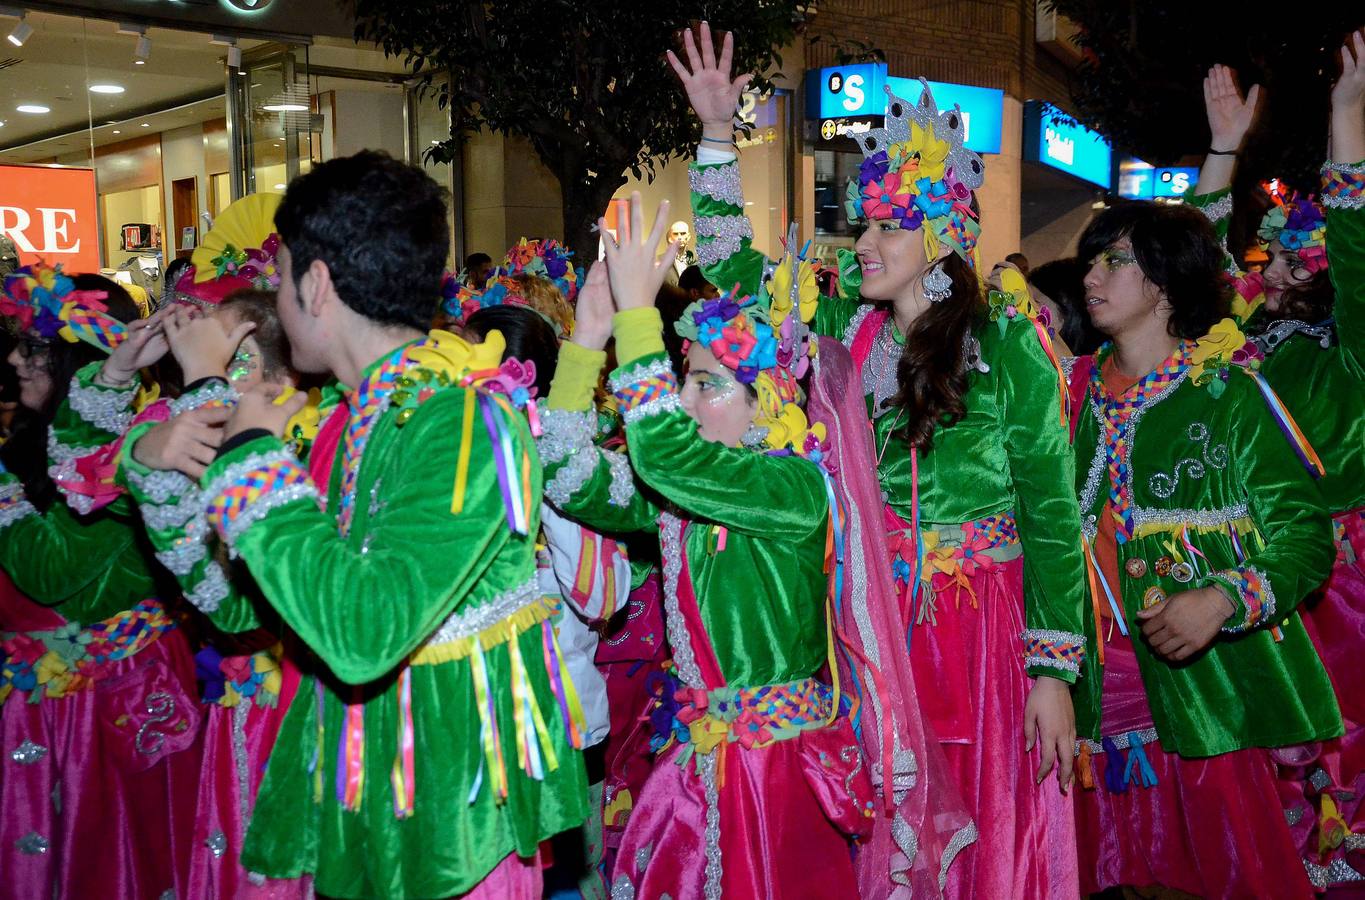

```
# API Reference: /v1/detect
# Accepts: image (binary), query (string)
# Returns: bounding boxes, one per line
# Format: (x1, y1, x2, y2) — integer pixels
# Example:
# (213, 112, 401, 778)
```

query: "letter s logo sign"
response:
(842, 74, 865, 113)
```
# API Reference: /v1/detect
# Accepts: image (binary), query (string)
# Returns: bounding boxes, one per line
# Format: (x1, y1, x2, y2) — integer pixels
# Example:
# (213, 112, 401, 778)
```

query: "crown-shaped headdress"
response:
(845, 81, 985, 266)
(174, 193, 283, 307)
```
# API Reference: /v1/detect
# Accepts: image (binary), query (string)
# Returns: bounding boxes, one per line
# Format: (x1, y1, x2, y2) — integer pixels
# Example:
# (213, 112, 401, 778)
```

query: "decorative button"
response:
(17, 832, 49, 855)
(1154, 556, 1174, 577)
(1170, 562, 1195, 584)
(1142, 586, 1167, 609)
(10, 740, 47, 766)
(1124, 557, 1148, 579)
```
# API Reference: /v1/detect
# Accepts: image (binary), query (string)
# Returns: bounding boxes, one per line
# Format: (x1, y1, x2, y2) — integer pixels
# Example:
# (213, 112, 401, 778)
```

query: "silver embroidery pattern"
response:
(535, 409, 596, 465)
(1078, 419, 1108, 539)
(186, 562, 231, 614)
(621, 394, 682, 425)
(67, 377, 135, 434)
(1130, 502, 1249, 532)
(1020, 629, 1086, 676)
(1147, 422, 1227, 499)
(10, 739, 47, 765)
(420, 577, 539, 649)
(135, 692, 177, 755)
(1195, 194, 1233, 223)
(609, 358, 675, 396)
(698, 750, 723, 900)
(17, 831, 49, 855)
(46, 429, 99, 466)
(169, 380, 239, 417)
(862, 318, 904, 417)
(938, 821, 979, 890)
(841, 303, 876, 352)
(1076, 726, 1160, 755)
(1253, 319, 1335, 355)
(605, 451, 636, 509)
(126, 467, 194, 505)
(545, 447, 597, 508)
(694, 215, 753, 268)
(1060, 355, 1077, 384)
(206, 829, 227, 858)
(689, 161, 743, 207)
(658, 513, 703, 690)
(1303, 856, 1364, 888)
(1310, 768, 1333, 791)
(141, 488, 202, 532)
(0, 483, 38, 530)
(156, 537, 208, 577)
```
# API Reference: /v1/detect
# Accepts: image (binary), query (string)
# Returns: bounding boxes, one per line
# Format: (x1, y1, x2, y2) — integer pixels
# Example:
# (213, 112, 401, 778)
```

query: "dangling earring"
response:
(922, 263, 952, 303)
(741, 424, 769, 449)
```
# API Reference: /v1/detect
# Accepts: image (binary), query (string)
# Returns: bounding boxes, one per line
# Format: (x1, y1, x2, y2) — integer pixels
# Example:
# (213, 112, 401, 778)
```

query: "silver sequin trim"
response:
(67, 376, 135, 435)
(1076, 726, 1160, 755)
(0, 483, 38, 530)
(608, 358, 674, 395)
(1060, 355, 1077, 384)
(605, 450, 636, 508)
(140, 488, 202, 531)
(545, 446, 597, 508)
(1303, 856, 1364, 888)
(658, 513, 703, 690)
(1130, 502, 1250, 532)
(10, 739, 47, 765)
(1325, 159, 1365, 175)
(840, 303, 876, 351)
(698, 750, 722, 900)
(1321, 193, 1365, 210)
(221, 483, 319, 551)
(17, 831, 48, 855)
(201, 448, 298, 509)
(1285, 807, 1305, 827)
(1020, 628, 1086, 676)
(1310, 767, 1332, 791)
(233, 696, 252, 826)
(186, 561, 231, 614)
(420, 577, 540, 649)
(46, 428, 99, 466)
(206, 829, 226, 859)
(536, 409, 596, 465)
(1195, 193, 1233, 223)
(938, 822, 978, 890)
(1146, 422, 1226, 499)
(1346, 833, 1365, 851)
(621, 394, 682, 424)
(155, 536, 208, 577)
(611, 875, 635, 900)
(1214, 563, 1278, 634)
(126, 467, 194, 505)
(689, 161, 744, 208)
(170, 380, 239, 417)
(694, 215, 753, 269)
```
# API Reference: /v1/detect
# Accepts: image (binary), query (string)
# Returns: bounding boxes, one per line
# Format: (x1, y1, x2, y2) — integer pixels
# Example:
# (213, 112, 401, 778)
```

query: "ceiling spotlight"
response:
(7, 15, 32, 47)
(134, 33, 150, 62)
(226, 45, 241, 71)
(262, 101, 309, 112)
(139, 122, 150, 128)
(16, 103, 49, 114)
(273, 183, 286, 190)
(111, 129, 120, 134)
(89, 84, 125, 95)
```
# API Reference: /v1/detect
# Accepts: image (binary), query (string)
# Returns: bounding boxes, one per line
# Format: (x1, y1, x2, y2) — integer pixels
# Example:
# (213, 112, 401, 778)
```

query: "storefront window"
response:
(813, 148, 862, 247)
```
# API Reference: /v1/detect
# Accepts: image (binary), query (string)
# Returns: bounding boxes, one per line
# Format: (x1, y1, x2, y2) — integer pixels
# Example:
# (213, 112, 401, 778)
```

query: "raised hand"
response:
(665, 22, 752, 133)
(572, 261, 614, 352)
(1203, 64, 1261, 153)
(98, 306, 171, 386)
(597, 193, 678, 312)
(1330, 29, 1365, 166)
(164, 305, 255, 384)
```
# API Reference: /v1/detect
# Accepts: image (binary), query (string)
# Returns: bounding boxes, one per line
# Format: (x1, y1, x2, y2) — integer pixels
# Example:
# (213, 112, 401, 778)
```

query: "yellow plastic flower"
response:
(757, 403, 815, 453)
(767, 257, 819, 326)
(278, 387, 323, 443)
(34, 651, 69, 685)
(688, 716, 730, 755)
(998, 269, 1038, 319)
(409, 328, 507, 382)
(1188, 318, 1246, 370)
(889, 121, 948, 184)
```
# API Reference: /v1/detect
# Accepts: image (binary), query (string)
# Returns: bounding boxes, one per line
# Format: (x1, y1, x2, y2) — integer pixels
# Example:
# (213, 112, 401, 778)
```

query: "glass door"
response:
(228, 44, 312, 198)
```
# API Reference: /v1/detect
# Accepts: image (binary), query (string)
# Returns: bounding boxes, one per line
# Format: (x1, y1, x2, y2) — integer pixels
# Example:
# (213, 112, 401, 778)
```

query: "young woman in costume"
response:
(671, 24, 1087, 898)
(1067, 195, 1341, 899)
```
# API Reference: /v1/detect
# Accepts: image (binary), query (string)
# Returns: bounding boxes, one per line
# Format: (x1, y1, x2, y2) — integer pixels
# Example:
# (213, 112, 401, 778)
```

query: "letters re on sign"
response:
(0, 165, 102, 273)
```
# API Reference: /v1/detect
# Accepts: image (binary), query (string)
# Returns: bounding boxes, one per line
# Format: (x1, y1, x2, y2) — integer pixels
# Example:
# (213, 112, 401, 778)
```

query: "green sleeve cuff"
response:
(612, 307, 666, 367)
(546, 341, 607, 412)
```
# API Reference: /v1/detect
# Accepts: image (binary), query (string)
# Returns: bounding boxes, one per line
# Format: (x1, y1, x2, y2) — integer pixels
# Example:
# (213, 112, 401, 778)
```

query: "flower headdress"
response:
(1, 262, 128, 352)
(174, 193, 283, 307)
(442, 238, 578, 336)
(845, 81, 985, 267)
(675, 223, 826, 457)
(1257, 187, 1327, 276)
(501, 238, 582, 303)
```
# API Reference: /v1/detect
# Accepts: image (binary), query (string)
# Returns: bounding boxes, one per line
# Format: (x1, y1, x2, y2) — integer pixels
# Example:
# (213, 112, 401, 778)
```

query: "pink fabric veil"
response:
(807, 336, 977, 897)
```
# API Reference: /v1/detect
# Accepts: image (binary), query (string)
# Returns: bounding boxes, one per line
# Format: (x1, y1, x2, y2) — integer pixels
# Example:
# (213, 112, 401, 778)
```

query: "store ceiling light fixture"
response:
(6, 13, 32, 47)
(89, 83, 125, 94)
(16, 103, 48, 114)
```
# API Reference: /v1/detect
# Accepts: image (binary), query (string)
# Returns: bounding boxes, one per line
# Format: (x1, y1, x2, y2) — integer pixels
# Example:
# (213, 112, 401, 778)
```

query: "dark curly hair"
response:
(1078, 201, 1230, 341)
(275, 150, 450, 331)
(1, 274, 142, 511)
(1265, 270, 1334, 326)
(887, 252, 984, 451)
(1029, 257, 1105, 355)
(219, 289, 291, 382)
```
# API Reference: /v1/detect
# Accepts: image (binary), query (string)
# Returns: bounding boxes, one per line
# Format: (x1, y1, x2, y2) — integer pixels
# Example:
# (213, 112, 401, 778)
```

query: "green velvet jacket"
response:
(537, 313, 830, 690)
(1071, 348, 1341, 757)
(0, 363, 162, 624)
(194, 341, 586, 899)
(689, 157, 1089, 682)
(1189, 159, 1365, 515)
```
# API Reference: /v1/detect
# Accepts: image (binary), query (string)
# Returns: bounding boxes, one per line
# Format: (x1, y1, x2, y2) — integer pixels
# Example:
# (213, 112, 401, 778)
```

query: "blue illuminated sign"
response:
(1118, 158, 1199, 199)
(805, 64, 1004, 154)
(1025, 102, 1112, 189)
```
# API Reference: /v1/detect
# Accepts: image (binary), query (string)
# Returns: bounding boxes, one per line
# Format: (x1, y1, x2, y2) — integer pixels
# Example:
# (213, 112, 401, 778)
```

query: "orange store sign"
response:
(0, 165, 102, 273)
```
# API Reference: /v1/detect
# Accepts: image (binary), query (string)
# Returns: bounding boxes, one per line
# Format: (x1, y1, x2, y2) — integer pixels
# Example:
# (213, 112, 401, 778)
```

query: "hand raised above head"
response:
(597, 193, 677, 313)
(1202, 64, 1261, 154)
(666, 22, 753, 130)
